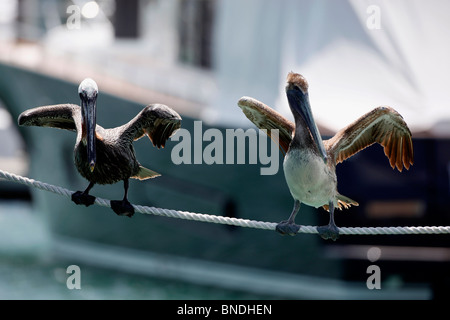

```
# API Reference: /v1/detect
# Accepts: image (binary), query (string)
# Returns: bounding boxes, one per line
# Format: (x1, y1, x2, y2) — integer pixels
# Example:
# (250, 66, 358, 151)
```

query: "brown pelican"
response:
(238, 72, 413, 240)
(18, 78, 182, 217)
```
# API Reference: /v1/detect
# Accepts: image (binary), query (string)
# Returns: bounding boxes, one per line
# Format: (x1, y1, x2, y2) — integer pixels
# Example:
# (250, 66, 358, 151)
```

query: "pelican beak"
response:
(287, 88, 328, 163)
(81, 96, 97, 172)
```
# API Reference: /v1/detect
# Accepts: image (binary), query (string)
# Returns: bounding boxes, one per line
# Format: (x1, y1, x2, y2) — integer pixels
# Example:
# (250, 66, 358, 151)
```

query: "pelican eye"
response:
(292, 85, 304, 93)
(291, 84, 305, 94)
(79, 89, 97, 100)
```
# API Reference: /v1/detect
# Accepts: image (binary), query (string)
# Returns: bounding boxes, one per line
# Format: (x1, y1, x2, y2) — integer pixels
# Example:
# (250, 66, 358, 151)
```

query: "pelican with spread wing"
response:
(19, 78, 182, 217)
(238, 72, 413, 240)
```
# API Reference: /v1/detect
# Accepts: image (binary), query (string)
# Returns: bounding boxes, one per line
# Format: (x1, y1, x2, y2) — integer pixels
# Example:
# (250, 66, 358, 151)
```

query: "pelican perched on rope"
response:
(238, 72, 413, 240)
(18, 78, 182, 217)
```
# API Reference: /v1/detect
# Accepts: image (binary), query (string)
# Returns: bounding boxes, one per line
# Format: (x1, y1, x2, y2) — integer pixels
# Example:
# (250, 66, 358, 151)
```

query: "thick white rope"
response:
(1, 169, 450, 236)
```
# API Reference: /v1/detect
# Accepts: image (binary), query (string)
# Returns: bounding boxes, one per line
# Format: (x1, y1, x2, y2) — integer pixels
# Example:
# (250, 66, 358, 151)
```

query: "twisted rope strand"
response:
(1, 169, 449, 235)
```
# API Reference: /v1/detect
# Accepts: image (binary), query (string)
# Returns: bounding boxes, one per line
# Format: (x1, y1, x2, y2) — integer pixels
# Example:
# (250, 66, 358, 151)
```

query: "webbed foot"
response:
(71, 191, 96, 207)
(317, 224, 339, 241)
(110, 199, 135, 218)
(276, 220, 300, 236)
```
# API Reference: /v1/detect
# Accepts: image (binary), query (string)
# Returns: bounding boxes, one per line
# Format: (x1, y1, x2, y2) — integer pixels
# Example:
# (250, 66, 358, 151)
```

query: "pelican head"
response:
(285, 72, 327, 162)
(78, 78, 98, 172)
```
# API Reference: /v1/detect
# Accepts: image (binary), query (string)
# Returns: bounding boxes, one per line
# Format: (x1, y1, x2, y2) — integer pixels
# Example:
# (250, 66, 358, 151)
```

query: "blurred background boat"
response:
(0, 0, 449, 299)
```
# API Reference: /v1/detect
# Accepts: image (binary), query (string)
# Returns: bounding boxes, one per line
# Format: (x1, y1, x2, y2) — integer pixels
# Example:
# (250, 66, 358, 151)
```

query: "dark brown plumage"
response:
(18, 79, 181, 217)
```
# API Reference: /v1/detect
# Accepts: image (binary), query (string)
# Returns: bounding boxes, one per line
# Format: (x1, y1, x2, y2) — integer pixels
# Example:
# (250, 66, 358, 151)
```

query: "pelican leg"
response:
(110, 179, 135, 218)
(276, 200, 301, 236)
(71, 182, 96, 207)
(317, 201, 339, 241)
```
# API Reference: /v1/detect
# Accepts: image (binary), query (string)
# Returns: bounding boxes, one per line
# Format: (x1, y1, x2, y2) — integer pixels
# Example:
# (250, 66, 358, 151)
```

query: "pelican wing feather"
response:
(120, 104, 182, 149)
(237, 96, 294, 155)
(18, 104, 80, 132)
(324, 106, 414, 171)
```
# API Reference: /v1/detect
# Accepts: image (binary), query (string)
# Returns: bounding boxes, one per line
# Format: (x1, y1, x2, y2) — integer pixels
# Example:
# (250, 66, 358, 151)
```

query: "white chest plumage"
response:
(283, 148, 337, 208)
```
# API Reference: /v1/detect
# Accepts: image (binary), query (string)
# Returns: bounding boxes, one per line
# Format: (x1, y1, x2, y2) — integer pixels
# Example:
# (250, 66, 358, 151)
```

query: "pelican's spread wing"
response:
(324, 106, 414, 171)
(238, 96, 294, 154)
(18, 104, 80, 131)
(122, 104, 182, 148)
